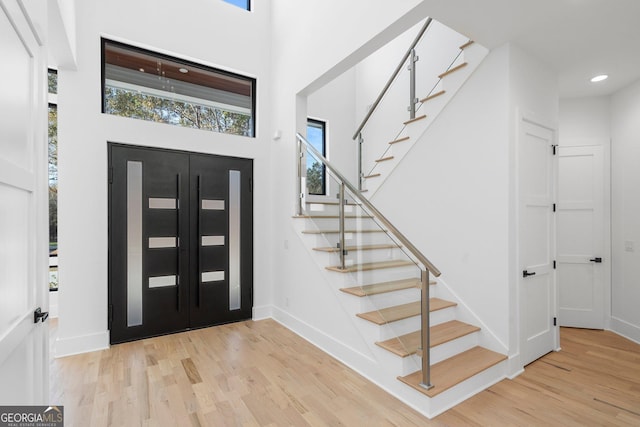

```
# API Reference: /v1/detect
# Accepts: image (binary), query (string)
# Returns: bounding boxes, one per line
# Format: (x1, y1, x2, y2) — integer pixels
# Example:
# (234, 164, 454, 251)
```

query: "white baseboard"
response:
(609, 317, 640, 345)
(252, 305, 273, 321)
(54, 330, 109, 358)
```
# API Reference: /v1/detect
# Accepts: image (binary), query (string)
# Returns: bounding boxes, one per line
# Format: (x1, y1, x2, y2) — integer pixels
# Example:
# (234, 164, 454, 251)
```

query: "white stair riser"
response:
(358, 288, 420, 312)
(345, 265, 421, 284)
(313, 248, 408, 266)
(429, 331, 479, 365)
(302, 231, 398, 247)
(357, 306, 457, 342)
(303, 217, 378, 230)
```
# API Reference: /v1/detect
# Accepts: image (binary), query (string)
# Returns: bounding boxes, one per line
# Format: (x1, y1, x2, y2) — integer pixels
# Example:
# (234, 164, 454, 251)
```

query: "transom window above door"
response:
(101, 39, 256, 137)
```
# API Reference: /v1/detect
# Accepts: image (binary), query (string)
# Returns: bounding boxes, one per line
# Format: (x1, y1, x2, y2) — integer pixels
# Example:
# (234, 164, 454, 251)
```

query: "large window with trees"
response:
(306, 118, 326, 195)
(101, 39, 256, 137)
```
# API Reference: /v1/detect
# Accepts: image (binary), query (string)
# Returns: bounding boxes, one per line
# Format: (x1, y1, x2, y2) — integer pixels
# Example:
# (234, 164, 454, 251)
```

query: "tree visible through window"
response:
(48, 69, 58, 291)
(102, 39, 256, 137)
(307, 119, 326, 195)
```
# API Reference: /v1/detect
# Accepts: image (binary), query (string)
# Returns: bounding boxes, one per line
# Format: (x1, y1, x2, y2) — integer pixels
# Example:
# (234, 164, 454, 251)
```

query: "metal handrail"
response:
(297, 132, 441, 278)
(351, 17, 433, 141)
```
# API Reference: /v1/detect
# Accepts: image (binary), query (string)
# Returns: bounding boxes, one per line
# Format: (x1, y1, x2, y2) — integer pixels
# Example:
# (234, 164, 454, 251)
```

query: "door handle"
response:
(590, 257, 603, 263)
(34, 307, 49, 324)
(523, 270, 536, 278)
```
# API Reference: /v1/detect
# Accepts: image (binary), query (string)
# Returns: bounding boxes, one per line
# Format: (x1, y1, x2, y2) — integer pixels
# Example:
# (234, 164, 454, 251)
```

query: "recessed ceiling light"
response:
(178, 68, 189, 74)
(590, 74, 608, 83)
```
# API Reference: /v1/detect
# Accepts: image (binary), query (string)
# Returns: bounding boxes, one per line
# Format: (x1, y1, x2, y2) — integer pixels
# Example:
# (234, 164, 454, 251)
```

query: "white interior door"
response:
(519, 119, 557, 366)
(0, 0, 49, 405)
(557, 145, 605, 329)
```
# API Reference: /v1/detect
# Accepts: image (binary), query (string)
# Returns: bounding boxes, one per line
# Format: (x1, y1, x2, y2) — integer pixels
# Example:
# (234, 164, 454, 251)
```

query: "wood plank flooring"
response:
(50, 320, 640, 426)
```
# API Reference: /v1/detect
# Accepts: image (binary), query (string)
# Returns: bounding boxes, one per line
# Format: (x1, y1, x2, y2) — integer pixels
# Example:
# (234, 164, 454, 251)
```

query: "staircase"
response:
(291, 18, 506, 418)
(293, 197, 507, 416)
(358, 37, 489, 196)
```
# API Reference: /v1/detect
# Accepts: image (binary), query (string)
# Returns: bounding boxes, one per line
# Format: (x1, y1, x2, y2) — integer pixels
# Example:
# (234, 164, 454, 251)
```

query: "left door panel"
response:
(0, 0, 49, 404)
(109, 145, 190, 343)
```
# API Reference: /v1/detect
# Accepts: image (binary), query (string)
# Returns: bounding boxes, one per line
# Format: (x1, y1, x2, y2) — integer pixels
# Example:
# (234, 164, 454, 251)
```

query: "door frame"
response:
(107, 142, 254, 343)
(516, 114, 560, 368)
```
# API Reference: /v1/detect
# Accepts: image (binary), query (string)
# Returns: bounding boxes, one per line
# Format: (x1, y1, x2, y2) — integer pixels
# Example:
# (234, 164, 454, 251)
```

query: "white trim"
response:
(54, 330, 109, 358)
(609, 317, 640, 345)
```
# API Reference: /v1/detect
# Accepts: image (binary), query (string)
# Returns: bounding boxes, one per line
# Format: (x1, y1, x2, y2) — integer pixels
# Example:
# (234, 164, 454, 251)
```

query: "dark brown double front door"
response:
(109, 144, 253, 344)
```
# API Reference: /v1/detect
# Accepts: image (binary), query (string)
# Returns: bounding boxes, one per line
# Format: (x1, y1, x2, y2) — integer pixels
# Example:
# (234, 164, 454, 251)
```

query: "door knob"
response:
(34, 307, 49, 324)
(523, 270, 536, 278)
(590, 257, 603, 263)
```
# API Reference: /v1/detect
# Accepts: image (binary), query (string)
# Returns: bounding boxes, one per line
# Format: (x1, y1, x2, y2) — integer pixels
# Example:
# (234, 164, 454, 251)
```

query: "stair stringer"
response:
(363, 42, 489, 196)
(287, 213, 508, 418)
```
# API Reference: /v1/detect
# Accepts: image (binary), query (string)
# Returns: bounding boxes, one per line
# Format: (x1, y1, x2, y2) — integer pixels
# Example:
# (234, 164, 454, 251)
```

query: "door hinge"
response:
(249, 178, 253, 193)
(108, 167, 113, 184)
(553, 203, 556, 212)
(553, 260, 556, 269)
(108, 304, 113, 329)
(552, 144, 558, 155)
(553, 317, 557, 326)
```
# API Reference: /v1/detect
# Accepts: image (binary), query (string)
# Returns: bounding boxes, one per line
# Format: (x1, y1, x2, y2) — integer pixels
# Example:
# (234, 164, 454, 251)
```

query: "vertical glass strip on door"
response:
(127, 161, 143, 327)
(229, 170, 241, 310)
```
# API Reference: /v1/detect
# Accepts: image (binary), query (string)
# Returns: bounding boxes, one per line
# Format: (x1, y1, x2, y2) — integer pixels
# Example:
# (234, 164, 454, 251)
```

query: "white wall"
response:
(372, 44, 512, 348)
(307, 69, 358, 186)
(56, 0, 273, 356)
(611, 79, 640, 342)
(560, 97, 610, 146)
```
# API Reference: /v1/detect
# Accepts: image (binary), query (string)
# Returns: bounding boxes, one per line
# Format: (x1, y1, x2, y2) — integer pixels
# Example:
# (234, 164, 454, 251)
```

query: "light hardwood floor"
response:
(49, 319, 640, 426)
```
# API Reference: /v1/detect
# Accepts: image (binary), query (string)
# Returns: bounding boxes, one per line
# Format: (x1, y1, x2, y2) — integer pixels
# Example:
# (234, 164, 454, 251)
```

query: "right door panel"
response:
(557, 145, 605, 329)
(189, 153, 253, 328)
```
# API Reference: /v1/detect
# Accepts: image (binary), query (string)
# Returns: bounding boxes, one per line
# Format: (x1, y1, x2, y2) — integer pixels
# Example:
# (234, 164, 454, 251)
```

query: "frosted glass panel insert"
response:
(149, 275, 177, 288)
(202, 199, 224, 210)
(149, 198, 176, 209)
(127, 161, 143, 327)
(202, 271, 225, 283)
(148, 237, 177, 248)
(229, 170, 241, 310)
(202, 236, 225, 246)
(0, 183, 29, 337)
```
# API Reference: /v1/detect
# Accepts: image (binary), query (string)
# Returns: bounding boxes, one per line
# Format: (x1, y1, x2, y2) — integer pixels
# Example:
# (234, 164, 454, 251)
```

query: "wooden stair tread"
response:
(389, 136, 410, 145)
(313, 244, 398, 253)
(459, 40, 474, 50)
(376, 320, 481, 357)
(438, 62, 468, 79)
(340, 277, 436, 297)
(420, 90, 446, 103)
(398, 346, 506, 397)
(301, 229, 385, 234)
(363, 173, 381, 179)
(356, 298, 456, 325)
(375, 156, 394, 163)
(326, 259, 413, 273)
(403, 114, 427, 126)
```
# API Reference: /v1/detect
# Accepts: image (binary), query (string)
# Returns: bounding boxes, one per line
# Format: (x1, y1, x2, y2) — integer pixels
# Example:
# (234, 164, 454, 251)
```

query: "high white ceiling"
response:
(420, 0, 640, 98)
